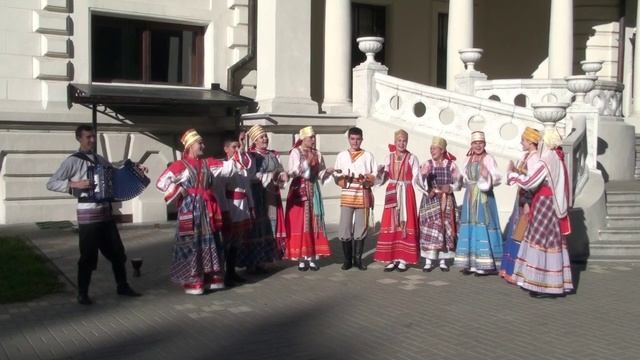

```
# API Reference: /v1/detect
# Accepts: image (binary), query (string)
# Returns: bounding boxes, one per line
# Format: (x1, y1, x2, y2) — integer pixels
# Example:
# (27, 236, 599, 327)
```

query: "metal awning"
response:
(67, 83, 256, 137)
(67, 83, 255, 109)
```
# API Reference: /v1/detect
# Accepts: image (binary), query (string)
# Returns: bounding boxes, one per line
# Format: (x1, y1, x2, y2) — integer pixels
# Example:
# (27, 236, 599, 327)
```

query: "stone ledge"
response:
(33, 11, 72, 36)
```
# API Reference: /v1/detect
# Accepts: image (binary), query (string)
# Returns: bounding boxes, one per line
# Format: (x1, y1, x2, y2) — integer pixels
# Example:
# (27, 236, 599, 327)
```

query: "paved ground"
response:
(1, 222, 639, 360)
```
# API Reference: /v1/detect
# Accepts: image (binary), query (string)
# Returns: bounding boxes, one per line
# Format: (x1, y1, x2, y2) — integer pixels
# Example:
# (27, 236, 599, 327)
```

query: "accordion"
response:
(86, 160, 150, 202)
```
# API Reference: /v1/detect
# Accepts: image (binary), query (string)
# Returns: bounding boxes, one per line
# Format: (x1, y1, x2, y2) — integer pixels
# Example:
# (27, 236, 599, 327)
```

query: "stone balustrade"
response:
(370, 73, 541, 155)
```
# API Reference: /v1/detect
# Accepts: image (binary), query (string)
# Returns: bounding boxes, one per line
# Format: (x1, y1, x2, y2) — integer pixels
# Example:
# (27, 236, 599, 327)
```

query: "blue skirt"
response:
(499, 211, 521, 282)
(455, 189, 503, 271)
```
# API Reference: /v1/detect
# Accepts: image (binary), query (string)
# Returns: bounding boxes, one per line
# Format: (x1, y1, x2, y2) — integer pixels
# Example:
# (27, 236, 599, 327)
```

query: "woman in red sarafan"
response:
(285, 126, 334, 271)
(374, 129, 421, 272)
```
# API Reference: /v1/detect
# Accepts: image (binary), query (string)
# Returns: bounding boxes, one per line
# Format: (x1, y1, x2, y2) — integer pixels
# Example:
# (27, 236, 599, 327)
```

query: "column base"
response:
(322, 100, 353, 114)
(256, 96, 319, 114)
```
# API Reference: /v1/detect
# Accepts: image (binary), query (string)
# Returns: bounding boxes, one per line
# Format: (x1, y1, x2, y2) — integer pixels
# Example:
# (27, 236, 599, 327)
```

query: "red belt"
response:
(226, 190, 247, 200)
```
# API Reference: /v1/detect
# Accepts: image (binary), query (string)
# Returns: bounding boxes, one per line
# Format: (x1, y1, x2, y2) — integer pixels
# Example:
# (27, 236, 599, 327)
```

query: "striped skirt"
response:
(512, 194, 573, 294)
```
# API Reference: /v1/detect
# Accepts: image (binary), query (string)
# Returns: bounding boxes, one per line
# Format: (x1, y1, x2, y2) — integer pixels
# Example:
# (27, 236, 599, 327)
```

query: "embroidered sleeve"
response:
(507, 160, 547, 190)
(156, 161, 187, 204)
(450, 161, 463, 191)
(412, 161, 430, 195)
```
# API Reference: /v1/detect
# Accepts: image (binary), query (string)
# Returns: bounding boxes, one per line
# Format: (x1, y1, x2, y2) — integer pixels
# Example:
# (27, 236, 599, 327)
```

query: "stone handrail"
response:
(372, 73, 542, 154)
(561, 115, 589, 206)
(474, 79, 623, 117)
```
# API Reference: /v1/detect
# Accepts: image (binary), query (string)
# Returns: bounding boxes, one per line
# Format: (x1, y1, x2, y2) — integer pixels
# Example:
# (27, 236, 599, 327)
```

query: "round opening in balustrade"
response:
(514, 94, 528, 107)
(468, 115, 485, 131)
(541, 93, 557, 103)
(413, 102, 426, 118)
(570, 95, 576, 103)
(489, 95, 501, 102)
(499, 123, 518, 140)
(439, 108, 455, 125)
(390, 95, 402, 111)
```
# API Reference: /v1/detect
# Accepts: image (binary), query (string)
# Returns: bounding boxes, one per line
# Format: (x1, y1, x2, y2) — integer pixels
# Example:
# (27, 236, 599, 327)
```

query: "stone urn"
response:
(566, 75, 597, 104)
(458, 48, 483, 71)
(531, 102, 569, 130)
(357, 37, 384, 64)
(580, 60, 604, 76)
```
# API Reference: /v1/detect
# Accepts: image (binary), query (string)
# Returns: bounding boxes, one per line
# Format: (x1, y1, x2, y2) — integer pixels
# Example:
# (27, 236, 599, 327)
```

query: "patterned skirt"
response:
(237, 183, 285, 267)
(419, 193, 457, 260)
(455, 189, 503, 271)
(170, 196, 224, 287)
(512, 194, 573, 294)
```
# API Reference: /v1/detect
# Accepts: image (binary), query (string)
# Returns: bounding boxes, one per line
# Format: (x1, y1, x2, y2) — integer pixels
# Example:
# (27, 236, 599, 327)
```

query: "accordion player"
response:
(73, 153, 150, 202)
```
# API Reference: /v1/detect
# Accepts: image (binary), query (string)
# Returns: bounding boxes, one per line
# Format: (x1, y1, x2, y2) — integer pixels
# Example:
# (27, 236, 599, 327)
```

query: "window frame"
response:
(91, 15, 205, 87)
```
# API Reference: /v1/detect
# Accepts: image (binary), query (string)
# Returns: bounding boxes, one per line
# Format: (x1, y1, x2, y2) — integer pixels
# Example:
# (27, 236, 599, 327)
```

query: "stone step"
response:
(598, 228, 640, 241)
(606, 201, 640, 216)
(589, 242, 640, 258)
(606, 191, 640, 203)
(606, 215, 640, 228)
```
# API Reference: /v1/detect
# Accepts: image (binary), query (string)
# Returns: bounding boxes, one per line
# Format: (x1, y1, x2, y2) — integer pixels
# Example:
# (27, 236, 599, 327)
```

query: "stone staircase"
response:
(635, 134, 640, 180)
(595, 180, 640, 261)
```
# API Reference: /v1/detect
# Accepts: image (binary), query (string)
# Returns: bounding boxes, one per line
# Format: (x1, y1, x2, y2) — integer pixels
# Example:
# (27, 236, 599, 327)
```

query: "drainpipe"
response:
(227, 0, 257, 96)
(617, 0, 626, 83)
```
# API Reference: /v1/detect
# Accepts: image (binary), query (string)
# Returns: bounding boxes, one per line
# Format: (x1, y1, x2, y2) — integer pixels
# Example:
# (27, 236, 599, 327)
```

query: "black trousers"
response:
(77, 220, 128, 294)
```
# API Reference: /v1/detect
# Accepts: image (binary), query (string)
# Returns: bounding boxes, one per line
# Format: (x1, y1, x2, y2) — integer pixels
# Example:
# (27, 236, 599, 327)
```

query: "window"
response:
(436, 12, 448, 89)
(351, 3, 386, 69)
(92, 15, 204, 86)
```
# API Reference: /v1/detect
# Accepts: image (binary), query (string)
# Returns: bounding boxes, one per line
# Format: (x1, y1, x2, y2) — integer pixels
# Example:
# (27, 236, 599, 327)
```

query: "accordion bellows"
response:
(88, 160, 150, 202)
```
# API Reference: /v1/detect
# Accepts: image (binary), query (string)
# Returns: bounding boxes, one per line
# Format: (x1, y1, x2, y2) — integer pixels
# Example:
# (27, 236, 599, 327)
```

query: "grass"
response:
(0, 236, 64, 304)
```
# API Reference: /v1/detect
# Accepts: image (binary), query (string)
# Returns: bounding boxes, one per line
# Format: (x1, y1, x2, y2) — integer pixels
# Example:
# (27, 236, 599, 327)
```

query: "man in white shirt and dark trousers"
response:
(47, 125, 142, 305)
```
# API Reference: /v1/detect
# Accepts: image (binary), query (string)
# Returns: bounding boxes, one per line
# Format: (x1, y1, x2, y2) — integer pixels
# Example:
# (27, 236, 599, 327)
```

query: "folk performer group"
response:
(48, 123, 573, 305)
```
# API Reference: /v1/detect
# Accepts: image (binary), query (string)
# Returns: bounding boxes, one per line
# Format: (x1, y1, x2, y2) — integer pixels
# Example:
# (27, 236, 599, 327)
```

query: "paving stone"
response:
(376, 278, 398, 284)
(426, 280, 450, 286)
(227, 306, 253, 314)
(2, 223, 637, 360)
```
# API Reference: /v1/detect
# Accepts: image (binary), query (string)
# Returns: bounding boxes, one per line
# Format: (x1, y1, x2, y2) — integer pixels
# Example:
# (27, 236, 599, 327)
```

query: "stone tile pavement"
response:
(1, 223, 639, 360)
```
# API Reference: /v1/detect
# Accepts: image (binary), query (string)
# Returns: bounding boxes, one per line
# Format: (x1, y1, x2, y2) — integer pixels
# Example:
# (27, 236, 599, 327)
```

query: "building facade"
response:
(1, 0, 638, 258)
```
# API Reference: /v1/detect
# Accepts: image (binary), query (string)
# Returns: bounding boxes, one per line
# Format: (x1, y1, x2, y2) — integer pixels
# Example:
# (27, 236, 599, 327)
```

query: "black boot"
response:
(225, 246, 245, 287)
(77, 267, 93, 305)
(353, 240, 367, 271)
(341, 240, 353, 270)
(113, 262, 141, 297)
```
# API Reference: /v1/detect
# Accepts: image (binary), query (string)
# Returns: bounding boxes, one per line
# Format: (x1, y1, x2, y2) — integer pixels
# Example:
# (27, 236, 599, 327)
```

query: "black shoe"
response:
(396, 262, 409, 272)
(384, 262, 397, 272)
(309, 262, 320, 271)
(298, 262, 309, 272)
(474, 270, 497, 277)
(77, 293, 93, 305)
(117, 286, 142, 297)
(439, 265, 450, 272)
(460, 268, 473, 275)
(423, 262, 436, 272)
(247, 265, 269, 275)
(529, 291, 558, 299)
(230, 272, 247, 283)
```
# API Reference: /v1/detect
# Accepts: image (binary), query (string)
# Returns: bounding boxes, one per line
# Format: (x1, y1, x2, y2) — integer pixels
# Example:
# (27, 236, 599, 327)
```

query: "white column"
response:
(255, 0, 318, 114)
(446, 0, 473, 90)
(632, 3, 640, 117)
(548, 0, 573, 79)
(323, 0, 352, 113)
